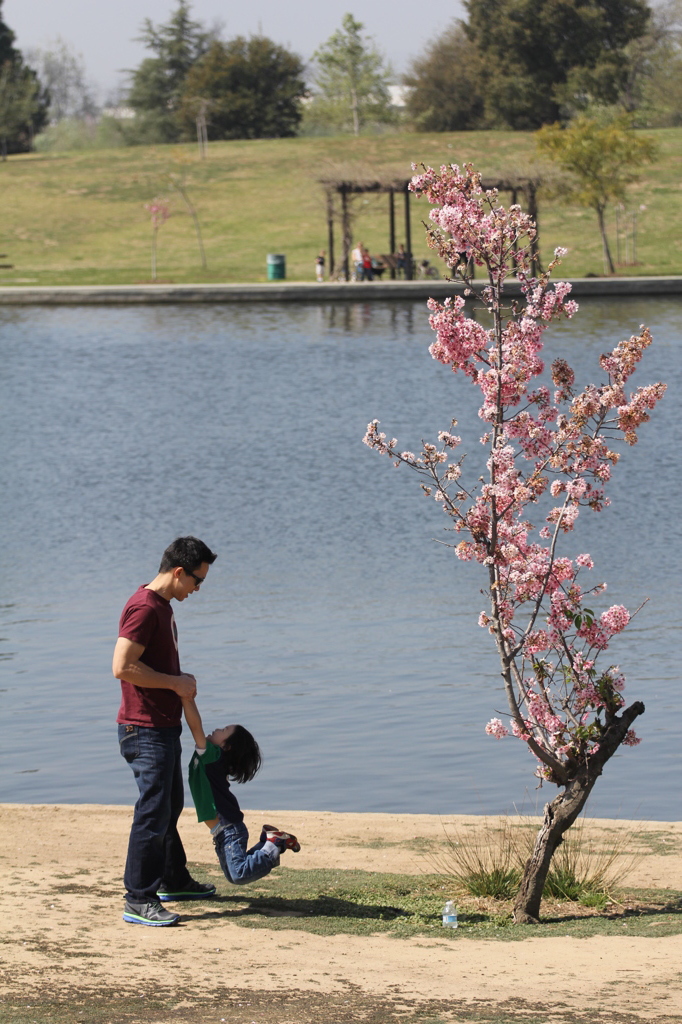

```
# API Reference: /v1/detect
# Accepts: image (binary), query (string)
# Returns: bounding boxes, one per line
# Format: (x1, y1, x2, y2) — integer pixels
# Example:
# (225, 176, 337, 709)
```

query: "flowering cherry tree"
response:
(364, 163, 666, 923)
(144, 198, 170, 282)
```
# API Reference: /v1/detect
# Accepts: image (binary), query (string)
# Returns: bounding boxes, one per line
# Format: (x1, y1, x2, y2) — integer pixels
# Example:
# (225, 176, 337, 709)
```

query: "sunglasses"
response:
(186, 570, 207, 587)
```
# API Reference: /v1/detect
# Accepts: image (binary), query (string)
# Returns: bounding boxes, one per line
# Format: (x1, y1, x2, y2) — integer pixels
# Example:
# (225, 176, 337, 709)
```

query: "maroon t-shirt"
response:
(116, 586, 182, 728)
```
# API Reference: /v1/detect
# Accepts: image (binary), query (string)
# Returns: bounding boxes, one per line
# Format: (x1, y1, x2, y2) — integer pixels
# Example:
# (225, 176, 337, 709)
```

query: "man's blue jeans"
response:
(118, 724, 191, 901)
(214, 822, 279, 885)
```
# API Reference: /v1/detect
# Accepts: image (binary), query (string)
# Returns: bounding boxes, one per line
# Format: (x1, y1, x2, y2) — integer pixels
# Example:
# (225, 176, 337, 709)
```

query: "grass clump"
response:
(429, 818, 523, 899)
(433, 814, 637, 908)
(542, 817, 636, 907)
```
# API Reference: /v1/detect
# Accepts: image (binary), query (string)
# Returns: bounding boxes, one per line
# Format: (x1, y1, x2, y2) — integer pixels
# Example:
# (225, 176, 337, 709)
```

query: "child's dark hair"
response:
(218, 725, 262, 784)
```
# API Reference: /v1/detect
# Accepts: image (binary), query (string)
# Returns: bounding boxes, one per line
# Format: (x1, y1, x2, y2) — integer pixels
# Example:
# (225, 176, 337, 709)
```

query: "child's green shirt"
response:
(188, 741, 222, 822)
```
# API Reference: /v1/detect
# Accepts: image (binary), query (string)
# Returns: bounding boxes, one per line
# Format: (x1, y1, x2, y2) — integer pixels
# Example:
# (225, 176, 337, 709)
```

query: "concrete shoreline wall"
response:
(1, 277, 682, 305)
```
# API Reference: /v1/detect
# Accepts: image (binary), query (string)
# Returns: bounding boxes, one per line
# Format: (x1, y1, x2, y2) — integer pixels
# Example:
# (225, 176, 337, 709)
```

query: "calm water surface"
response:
(0, 297, 679, 819)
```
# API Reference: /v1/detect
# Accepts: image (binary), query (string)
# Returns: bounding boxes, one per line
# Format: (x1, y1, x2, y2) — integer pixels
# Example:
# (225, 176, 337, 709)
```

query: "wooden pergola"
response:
(320, 175, 543, 281)
(320, 178, 415, 280)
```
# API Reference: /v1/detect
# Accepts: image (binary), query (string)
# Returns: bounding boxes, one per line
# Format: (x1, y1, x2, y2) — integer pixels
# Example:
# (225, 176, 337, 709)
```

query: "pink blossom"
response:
(145, 198, 170, 229)
(511, 719, 531, 740)
(600, 604, 631, 635)
(622, 729, 641, 746)
(438, 431, 462, 447)
(575, 554, 594, 569)
(485, 718, 510, 739)
(523, 630, 550, 656)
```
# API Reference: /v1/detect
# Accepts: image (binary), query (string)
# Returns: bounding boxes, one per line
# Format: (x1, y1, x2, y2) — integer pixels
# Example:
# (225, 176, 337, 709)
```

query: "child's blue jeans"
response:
(213, 822, 279, 885)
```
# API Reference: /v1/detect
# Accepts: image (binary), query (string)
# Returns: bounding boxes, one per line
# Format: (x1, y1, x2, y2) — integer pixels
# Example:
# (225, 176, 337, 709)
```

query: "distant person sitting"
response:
(371, 257, 386, 279)
(395, 244, 408, 278)
(362, 247, 374, 281)
(351, 243, 364, 281)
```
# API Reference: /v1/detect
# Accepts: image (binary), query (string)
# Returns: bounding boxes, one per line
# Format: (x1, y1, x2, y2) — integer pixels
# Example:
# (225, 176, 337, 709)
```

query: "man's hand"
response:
(173, 673, 197, 699)
(113, 637, 197, 696)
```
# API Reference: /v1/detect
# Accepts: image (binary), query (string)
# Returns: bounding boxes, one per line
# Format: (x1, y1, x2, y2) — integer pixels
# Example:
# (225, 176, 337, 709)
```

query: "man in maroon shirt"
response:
(113, 536, 217, 926)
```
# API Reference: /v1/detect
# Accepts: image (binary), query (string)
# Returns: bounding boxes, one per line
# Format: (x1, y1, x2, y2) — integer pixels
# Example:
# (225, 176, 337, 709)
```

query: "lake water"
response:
(0, 297, 679, 821)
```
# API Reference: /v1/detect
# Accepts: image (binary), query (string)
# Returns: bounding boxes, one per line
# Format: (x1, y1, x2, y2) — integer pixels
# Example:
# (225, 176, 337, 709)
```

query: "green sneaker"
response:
(123, 899, 179, 926)
(157, 878, 216, 901)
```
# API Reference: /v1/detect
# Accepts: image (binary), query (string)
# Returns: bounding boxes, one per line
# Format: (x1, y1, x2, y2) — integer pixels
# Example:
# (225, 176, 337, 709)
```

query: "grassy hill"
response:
(1, 129, 682, 286)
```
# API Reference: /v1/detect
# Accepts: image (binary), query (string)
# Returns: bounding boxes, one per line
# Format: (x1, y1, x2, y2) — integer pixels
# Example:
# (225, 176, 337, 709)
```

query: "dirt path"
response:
(1, 805, 680, 1023)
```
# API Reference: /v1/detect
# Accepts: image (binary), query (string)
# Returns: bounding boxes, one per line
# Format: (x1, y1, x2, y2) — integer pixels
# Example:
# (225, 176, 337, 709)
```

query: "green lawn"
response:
(187, 863, 682, 941)
(1, 129, 682, 285)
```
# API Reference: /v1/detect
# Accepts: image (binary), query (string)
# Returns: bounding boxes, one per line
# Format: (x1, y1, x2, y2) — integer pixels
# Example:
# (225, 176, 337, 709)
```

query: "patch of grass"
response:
(190, 862, 682, 941)
(345, 836, 440, 853)
(1, 128, 682, 285)
(629, 828, 682, 857)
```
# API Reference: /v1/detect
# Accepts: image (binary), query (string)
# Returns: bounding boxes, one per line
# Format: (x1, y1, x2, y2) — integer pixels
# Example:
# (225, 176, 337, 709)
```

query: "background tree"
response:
(307, 13, 394, 136)
(0, 60, 42, 157)
(403, 21, 486, 131)
(630, 0, 682, 125)
(0, 0, 48, 155)
(536, 111, 656, 273)
(144, 197, 170, 281)
(128, 0, 210, 142)
(25, 37, 97, 122)
(177, 37, 305, 140)
(464, 0, 651, 129)
(0, 0, 15, 66)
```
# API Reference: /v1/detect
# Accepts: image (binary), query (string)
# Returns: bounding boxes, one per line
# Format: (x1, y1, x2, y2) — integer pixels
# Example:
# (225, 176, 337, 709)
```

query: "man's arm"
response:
(181, 697, 207, 749)
(112, 637, 197, 699)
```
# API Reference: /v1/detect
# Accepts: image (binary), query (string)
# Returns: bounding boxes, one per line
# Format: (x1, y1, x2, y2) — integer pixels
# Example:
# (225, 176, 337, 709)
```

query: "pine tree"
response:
(308, 14, 394, 135)
(128, 0, 210, 142)
(0, 0, 48, 156)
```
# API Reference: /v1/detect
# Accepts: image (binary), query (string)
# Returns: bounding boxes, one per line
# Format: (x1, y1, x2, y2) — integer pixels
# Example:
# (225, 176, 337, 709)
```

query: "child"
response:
(180, 697, 300, 887)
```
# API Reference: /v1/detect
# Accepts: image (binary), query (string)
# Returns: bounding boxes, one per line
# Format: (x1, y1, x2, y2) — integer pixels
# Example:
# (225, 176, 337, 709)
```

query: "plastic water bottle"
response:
(442, 900, 458, 928)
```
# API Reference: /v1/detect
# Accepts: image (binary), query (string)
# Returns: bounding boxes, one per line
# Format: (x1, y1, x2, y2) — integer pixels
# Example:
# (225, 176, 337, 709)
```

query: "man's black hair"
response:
(219, 725, 262, 784)
(159, 536, 217, 574)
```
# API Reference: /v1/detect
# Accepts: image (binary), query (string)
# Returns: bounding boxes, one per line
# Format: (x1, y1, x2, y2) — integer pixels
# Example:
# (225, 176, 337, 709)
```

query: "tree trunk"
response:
(151, 227, 158, 282)
(513, 699, 645, 923)
(350, 89, 359, 136)
(512, 773, 596, 923)
(175, 183, 207, 270)
(597, 206, 615, 275)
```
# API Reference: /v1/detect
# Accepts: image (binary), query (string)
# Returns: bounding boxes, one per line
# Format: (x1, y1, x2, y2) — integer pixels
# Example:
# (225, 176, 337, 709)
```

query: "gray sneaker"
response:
(157, 878, 216, 901)
(123, 899, 180, 926)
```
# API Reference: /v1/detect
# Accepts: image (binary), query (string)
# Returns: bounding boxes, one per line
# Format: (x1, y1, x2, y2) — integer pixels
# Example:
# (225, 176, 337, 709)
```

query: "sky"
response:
(5, 0, 466, 98)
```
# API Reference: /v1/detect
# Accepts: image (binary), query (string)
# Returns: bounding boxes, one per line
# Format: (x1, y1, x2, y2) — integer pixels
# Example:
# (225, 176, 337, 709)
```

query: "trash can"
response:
(266, 253, 286, 281)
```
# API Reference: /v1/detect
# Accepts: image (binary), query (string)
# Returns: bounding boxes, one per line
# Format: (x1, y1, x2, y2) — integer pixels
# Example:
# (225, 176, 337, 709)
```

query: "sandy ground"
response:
(1, 804, 681, 1023)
